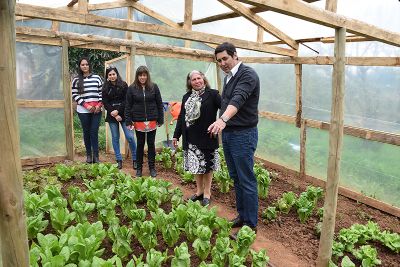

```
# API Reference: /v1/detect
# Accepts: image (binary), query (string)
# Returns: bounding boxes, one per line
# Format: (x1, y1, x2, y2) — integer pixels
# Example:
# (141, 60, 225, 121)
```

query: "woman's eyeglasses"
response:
(106, 65, 115, 70)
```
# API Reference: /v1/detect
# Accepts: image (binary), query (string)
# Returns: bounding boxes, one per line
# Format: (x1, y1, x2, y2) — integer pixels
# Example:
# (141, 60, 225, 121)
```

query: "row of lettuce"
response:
(156, 147, 400, 267)
(23, 162, 269, 267)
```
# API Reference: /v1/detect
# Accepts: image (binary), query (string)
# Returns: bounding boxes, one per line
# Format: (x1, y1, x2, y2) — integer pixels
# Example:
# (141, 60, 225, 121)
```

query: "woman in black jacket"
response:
(102, 66, 137, 169)
(173, 70, 221, 206)
(125, 66, 164, 177)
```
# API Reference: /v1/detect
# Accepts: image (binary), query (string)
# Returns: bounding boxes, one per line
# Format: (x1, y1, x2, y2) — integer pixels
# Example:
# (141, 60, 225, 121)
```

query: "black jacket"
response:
(125, 83, 164, 125)
(173, 88, 221, 150)
(102, 81, 128, 123)
(221, 63, 260, 130)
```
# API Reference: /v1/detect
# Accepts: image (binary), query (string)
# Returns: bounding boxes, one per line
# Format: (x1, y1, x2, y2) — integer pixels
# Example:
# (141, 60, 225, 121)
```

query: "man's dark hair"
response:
(214, 42, 237, 58)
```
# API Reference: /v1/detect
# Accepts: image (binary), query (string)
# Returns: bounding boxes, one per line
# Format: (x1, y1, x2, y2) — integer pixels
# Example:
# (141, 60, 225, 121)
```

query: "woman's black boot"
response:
(117, 160, 122, 169)
(86, 153, 93, 164)
(93, 152, 100, 163)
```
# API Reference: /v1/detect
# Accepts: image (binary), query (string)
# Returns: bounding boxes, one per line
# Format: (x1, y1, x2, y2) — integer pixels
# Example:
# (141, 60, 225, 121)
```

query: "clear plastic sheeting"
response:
(299, 41, 400, 57)
(134, 55, 217, 102)
(60, 8, 127, 38)
(302, 65, 333, 122)
(16, 42, 63, 100)
(19, 108, 66, 158)
(133, 10, 214, 51)
(302, 65, 400, 133)
(133, 55, 217, 147)
(306, 127, 400, 208)
(249, 63, 296, 116)
(256, 118, 300, 171)
(193, 18, 258, 42)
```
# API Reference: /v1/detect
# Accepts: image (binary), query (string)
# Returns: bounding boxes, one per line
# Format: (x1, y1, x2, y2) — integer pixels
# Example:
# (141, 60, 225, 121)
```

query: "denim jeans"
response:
(109, 122, 137, 161)
(135, 130, 156, 170)
(77, 112, 102, 156)
(222, 127, 258, 227)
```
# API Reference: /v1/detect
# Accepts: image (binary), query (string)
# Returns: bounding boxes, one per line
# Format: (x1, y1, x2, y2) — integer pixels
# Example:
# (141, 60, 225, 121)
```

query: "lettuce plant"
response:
(235, 225, 256, 258)
(250, 249, 270, 267)
(192, 225, 212, 261)
(171, 242, 190, 267)
(50, 207, 76, 233)
(211, 236, 232, 266)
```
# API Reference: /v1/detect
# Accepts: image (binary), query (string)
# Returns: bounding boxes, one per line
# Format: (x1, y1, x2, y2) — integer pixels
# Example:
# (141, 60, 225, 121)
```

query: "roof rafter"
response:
(15, 3, 297, 56)
(217, 0, 298, 49)
(236, 0, 400, 47)
(177, 0, 320, 25)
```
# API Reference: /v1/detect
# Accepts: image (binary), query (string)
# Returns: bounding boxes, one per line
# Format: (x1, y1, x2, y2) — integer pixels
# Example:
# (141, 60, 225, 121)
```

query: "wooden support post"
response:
(0, 0, 29, 266)
(299, 119, 307, 179)
(184, 0, 193, 48)
(125, 6, 133, 40)
(316, 27, 346, 267)
(295, 64, 302, 128)
(325, 0, 338, 13)
(62, 39, 74, 160)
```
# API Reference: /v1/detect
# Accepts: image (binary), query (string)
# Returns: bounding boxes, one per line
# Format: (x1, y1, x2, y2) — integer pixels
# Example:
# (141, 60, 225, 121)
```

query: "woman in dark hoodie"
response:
(125, 66, 164, 177)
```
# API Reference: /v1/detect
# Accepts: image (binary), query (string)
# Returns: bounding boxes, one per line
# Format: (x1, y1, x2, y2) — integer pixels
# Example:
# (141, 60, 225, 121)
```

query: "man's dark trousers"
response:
(222, 126, 258, 227)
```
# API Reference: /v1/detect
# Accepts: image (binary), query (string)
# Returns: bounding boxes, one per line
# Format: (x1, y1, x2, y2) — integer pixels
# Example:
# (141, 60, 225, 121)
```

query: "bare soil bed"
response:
(75, 152, 400, 267)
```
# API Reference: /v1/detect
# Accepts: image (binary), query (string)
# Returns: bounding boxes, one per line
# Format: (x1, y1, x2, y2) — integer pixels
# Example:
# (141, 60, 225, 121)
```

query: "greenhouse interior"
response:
(1, 0, 399, 266)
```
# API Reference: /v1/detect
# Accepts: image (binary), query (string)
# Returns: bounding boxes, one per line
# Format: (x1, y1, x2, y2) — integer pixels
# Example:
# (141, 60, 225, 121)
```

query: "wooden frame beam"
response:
(242, 56, 400, 66)
(257, 158, 400, 218)
(264, 35, 371, 45)
(62, 39, 74, 161)
(259, 111, 400, 147)
(16, 3, 296, 56)
(217, 0, 298, 49)
(16, 26, 215, 61)
(236, 0, 400, 47)
(16, 100, 64, 108)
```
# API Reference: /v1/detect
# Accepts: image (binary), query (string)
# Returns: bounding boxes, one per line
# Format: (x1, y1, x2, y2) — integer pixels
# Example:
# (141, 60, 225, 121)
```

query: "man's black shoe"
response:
(231, 216, 244, 228)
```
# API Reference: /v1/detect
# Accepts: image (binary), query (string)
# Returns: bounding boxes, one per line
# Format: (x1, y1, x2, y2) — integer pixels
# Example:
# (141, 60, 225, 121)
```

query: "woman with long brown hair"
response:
(71, 57, 103, 164)
(125, 66, 164, 177)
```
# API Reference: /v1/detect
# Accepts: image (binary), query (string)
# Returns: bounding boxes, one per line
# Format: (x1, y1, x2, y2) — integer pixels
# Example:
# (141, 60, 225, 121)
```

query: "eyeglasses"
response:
(106, 65, 115, 70)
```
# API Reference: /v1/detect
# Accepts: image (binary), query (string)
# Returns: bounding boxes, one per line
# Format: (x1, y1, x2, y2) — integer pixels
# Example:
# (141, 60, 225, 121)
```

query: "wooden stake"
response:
(295, 64, 302, 128)
(0, 0, 29, 265)
(299, 119, 307, 179)
(62, 39, 74, 160)
(316, 27, 346, 266)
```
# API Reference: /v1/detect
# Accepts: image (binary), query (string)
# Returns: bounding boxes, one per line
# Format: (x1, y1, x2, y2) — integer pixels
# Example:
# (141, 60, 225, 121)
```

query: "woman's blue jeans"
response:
(77, 112, 102, 156)
(222, 127, 258, 227)
(109, 122, 137, 161)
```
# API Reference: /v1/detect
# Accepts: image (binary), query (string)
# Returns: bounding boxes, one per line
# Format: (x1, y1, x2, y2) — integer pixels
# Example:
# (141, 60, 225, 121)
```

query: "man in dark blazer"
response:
(208, 42, 260, 232)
